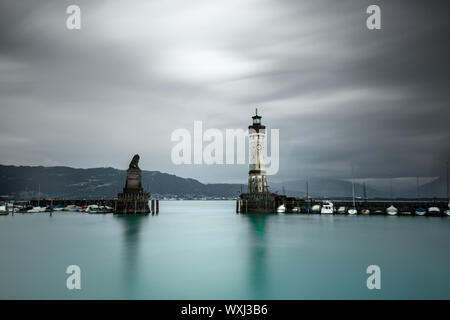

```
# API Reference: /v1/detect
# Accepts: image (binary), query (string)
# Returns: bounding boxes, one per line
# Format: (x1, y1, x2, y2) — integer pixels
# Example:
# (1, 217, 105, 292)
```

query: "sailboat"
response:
(0, 205, 8, 215)
(445, 203, 450, 216)
(27, 206, 47, 213)
(360, 182, 370, 214)
(347, 167, 357, 215)
(415, 207, 426, 216)
(386, 205, 398, 215)
(386, 177, 398, 215)
(446, 162, 450, 216)
(427, 206, 440, 215)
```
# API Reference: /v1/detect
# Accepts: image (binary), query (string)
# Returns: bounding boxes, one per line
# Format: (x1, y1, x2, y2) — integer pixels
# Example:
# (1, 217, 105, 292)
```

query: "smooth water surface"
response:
(1, 200, 450, 299)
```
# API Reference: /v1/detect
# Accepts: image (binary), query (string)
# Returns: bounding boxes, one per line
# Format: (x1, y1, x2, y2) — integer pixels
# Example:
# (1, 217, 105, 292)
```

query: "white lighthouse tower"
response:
(248, 108, 268, 194)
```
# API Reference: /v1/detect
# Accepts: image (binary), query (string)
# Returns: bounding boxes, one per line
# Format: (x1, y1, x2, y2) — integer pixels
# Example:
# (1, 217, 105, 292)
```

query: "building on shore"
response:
(115, 154, 150, 214)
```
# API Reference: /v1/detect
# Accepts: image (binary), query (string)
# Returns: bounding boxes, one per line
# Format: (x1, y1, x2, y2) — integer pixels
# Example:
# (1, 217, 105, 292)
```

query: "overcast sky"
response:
(0, 0, 449, 184)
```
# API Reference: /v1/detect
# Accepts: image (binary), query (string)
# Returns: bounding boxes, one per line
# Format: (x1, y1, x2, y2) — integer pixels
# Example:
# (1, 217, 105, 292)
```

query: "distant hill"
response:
(0, 165, 447, 200)
(0, 165, 241, 200)
(415, 176, 449, 198)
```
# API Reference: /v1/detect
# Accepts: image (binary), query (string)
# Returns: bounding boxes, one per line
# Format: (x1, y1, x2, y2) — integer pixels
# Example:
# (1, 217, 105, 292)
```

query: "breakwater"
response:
(237, 197, 450, 215)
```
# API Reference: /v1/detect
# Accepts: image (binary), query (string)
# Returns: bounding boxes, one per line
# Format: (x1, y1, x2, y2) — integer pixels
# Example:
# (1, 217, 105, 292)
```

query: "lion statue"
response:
(128, 154, 140, 170)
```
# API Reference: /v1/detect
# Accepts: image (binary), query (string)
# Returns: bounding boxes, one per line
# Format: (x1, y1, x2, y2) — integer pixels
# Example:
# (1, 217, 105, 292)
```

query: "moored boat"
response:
(400, 206, 412, 215)
(428, 207, 440, 215)
(320, 201, 334, 214)
(347, 208, 357, 215)
(0, 205, 8, 215)
(64, 205, 79, 212)
(386, 205, 398, 215)
(276, 204, 286, 213)
(415, 207, 426, 216)
(86, 205, 100, 213)
(292, 207, 301, 213)
(27, 206, 47, 213)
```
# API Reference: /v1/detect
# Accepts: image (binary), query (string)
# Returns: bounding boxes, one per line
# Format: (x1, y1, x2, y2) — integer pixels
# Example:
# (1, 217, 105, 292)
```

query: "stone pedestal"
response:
(115, 155, 150, 214)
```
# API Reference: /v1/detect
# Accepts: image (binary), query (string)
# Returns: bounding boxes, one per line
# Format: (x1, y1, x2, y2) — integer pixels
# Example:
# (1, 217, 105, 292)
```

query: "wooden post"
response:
(156, 200, 159, 214)
(245, 200, 248, 213)
(236, 200, 239, 214)
(151, 200, 155, 214)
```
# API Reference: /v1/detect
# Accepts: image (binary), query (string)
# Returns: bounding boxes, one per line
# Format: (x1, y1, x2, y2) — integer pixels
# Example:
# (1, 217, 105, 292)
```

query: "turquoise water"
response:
(0, 200, 450, 299)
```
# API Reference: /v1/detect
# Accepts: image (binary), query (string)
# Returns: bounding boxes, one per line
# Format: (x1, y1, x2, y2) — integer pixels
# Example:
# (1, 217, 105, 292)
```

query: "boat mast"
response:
(416, 176, 420, 200)
(446, 161, 449, 202)
(306, 180, 309, 201)
(363, 182, 367, 202)
(351, 167, 355, 209)
(390, 177, 393, 204)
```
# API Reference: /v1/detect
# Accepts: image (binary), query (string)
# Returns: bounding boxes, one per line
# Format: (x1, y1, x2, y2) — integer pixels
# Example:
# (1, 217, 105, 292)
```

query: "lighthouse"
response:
(248, 108, 268, 194)
(239, 109, 283, 213)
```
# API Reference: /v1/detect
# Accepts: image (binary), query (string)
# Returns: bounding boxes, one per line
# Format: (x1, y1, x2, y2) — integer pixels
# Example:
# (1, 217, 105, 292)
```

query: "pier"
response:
(236, 197, 449, 215)
(238, 111, 450, 216)
(14, 198, 160, 214)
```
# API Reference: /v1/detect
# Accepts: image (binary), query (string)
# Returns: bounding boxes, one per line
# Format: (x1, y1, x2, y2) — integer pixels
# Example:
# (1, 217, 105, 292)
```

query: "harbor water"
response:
(0, 200, 449, 299)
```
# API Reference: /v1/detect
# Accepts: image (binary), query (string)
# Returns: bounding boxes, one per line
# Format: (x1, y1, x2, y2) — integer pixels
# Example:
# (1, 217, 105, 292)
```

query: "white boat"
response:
(444, 210, 450, 216)
(64, 205, 79, 212)
(361, 209, 370, 215)
(428, 207, 440, 214)
(348, 167, 357, 215)
(386, 205, 398, 215)
(337, 206, 346, 214)
(0, 205, 8, 215)
(12, 206, 23, 213)
(415, 207, 426, 216)
(27, 206, 47, 213)
(276, 204, 286, 213)
(292, 207, 301, 213)
(86, 205, 100, 213)
(311, 204, 321, 213)
(320, 201, 334, 214)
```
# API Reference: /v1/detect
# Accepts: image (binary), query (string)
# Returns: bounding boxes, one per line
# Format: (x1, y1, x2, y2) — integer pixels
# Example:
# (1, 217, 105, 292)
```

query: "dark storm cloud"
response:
(0, 0, 449, 183)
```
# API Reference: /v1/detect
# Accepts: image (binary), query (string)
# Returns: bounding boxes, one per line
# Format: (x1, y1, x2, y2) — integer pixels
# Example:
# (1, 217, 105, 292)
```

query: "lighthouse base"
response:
(239, 192, 279, 213)
(239, 192, 308, 213)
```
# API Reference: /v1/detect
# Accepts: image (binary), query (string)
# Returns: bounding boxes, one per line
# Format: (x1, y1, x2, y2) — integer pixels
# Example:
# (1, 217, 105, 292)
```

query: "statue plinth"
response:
(115, 154, 150, 214)
(123, 168, 142, 193)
